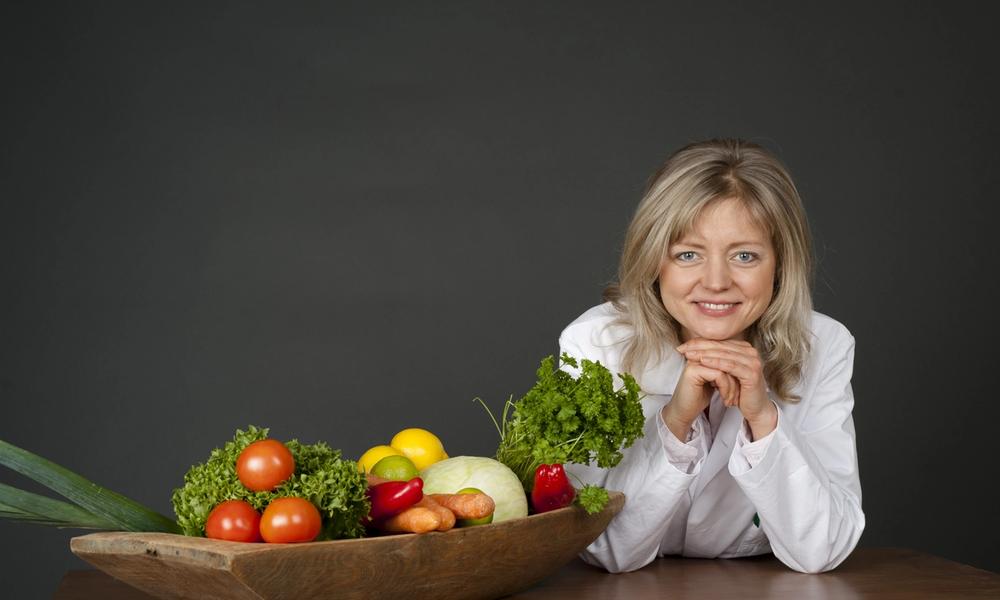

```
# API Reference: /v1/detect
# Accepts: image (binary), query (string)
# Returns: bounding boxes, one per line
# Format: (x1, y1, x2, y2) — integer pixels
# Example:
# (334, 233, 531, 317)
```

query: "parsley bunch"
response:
(488, 353, 644, 513)
(171, 426, 369, 539)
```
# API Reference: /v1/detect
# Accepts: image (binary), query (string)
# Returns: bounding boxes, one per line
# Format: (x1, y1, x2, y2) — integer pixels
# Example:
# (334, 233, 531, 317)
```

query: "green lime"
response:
(371, 455, 419, 481)
(457, 487, 494, 527)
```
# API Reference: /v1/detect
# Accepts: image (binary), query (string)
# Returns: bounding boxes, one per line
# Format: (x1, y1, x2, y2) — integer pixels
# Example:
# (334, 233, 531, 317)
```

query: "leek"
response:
(0, 482, 119, 528)
(0, 438, 179, 533)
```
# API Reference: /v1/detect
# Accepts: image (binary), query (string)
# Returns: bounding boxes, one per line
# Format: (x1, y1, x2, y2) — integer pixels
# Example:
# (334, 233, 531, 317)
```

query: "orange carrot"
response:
(379, 506, 441, 534)
(429, 493, 495, 520)
(416, 496, 455, 531)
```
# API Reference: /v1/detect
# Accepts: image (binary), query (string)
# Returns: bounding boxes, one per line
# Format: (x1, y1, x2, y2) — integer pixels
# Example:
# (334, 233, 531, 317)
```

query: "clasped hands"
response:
(662, 339, 778, 443)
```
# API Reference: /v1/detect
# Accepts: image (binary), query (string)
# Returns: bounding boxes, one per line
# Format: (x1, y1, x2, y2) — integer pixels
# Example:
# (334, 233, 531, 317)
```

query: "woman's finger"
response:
(684, 350, 761, 385)
(726, 373, 740, 406)
(713, 368, 732, 405)
(725, 373, 741, 407)
(700, 355, 755, 383)
(683, 346, 756, 365)
(689, 362, 727, 390)
(677, 339, 755, 355)
(712, 367, 741, 407)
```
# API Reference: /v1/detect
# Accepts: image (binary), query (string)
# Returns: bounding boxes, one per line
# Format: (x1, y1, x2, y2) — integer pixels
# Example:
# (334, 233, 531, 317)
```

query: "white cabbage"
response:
(421, 456, 528, 522)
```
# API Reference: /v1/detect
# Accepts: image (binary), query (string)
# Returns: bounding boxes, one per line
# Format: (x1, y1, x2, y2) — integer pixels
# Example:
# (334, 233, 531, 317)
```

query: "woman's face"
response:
(658, 197, 777, 343)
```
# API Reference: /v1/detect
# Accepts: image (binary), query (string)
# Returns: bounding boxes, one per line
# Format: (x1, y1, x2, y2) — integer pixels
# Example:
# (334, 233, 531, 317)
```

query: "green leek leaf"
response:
(0, 482, 119, 529)
(0, 438, 179, 533)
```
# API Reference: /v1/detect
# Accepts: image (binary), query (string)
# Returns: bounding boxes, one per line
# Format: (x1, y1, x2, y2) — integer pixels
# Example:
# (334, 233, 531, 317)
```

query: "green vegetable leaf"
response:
(0, 438, 179, 533)
(491, 352, 645, 513)
(170, 426, 271, 536)
(0, 482, 120, 529)
(170, 426, 370, 540)
(576, 484, 609, 515)
(278, 439, 369, 540)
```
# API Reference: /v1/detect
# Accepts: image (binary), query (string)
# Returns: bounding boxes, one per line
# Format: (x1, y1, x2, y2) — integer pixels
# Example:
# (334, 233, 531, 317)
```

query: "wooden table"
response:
(53, 548, 1000, 599)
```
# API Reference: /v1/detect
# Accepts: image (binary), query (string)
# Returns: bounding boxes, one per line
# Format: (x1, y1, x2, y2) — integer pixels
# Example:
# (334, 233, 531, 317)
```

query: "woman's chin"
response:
(689, 328, 744, 342)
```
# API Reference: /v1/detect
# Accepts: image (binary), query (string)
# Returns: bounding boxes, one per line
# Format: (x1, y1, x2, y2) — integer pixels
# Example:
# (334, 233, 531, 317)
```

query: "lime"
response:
(357, 445, 403, 473)
(457, 487, 494, 527)
(390, 428, 447, 471)
(371, 455, 420, 481)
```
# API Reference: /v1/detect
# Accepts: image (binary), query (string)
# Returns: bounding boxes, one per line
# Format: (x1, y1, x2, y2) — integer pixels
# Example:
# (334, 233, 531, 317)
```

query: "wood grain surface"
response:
(56, 548, 1000, 600)
(515, 547, 1000, 600)
(69, 491, 624, 600)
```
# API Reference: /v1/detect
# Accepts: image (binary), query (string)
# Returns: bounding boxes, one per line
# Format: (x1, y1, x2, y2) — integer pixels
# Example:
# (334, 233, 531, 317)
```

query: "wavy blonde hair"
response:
(604, 139, 814, 403)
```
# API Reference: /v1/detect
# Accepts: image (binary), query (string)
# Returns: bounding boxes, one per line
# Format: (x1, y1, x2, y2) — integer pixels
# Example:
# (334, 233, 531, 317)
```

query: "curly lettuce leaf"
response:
(171, 426, 369, 539)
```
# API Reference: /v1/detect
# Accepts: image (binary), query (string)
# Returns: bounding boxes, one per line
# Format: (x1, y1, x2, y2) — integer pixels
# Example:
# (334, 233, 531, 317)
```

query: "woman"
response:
(561, 139, 864, 574)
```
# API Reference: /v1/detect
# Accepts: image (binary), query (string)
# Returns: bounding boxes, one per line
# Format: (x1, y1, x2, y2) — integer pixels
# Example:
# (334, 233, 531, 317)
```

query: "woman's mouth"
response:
(694, 302, 741, 316)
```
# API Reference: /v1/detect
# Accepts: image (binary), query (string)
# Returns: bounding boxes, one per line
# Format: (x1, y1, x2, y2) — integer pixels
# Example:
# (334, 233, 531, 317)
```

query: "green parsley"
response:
(577, 484, 610, 515)
(484, 353, 644, 512)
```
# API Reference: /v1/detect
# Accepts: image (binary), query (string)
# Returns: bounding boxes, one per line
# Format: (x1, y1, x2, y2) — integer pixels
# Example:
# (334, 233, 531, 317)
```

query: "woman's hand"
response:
(675, 339, 778, 441)
(661, 354, 742, 442)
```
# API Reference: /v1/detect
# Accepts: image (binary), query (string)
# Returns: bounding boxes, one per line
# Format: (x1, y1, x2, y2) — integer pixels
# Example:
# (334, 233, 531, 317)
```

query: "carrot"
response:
(428, 493, 495, 520)
(416, 496, 455, 531)
(379, 506, 441, 534)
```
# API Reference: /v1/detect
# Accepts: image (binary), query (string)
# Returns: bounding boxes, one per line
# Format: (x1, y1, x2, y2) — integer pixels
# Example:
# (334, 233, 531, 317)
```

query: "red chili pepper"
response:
(366, 477, 423, 522)
(531, 463, 575, 514)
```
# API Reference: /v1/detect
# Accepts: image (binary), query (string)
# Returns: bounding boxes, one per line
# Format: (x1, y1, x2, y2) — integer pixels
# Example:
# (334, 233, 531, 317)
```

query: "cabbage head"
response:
(421, 456, 528, 522)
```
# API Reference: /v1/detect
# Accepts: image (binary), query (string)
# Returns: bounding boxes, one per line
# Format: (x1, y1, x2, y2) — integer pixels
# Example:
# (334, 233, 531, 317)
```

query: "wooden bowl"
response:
(70, 491, 624, 600)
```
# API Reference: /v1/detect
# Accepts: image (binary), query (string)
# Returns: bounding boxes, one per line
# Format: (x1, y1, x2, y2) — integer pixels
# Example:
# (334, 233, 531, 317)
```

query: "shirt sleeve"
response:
(730, 401, 779, 471)
(656, 410, 710, 475)
(728, 327, 865, 574)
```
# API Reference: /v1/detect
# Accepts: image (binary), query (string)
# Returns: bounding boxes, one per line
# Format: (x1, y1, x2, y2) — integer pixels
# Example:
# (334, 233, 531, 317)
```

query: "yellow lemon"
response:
(357, 445, 403, 473)
(390, 428, 447, 471)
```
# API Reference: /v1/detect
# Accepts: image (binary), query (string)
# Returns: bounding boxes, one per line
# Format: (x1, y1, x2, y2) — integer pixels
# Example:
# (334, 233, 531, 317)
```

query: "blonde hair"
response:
(604, 139, 814, 403)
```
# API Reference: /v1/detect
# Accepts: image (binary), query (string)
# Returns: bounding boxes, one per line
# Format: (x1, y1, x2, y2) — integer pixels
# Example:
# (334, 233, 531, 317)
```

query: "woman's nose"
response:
(702, 259, 732, 290)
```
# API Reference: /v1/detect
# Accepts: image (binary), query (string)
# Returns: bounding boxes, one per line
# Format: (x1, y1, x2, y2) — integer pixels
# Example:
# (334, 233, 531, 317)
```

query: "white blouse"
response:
(559, 302, 865, 574)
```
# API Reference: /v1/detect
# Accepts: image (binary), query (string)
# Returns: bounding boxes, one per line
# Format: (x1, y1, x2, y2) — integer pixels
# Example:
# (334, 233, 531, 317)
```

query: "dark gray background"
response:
(2, 1, 997, 597)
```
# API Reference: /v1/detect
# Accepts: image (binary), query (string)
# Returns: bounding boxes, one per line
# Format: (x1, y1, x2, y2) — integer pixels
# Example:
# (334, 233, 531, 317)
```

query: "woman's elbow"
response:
(783, 510, 866, 574)
(579, 543, 657, 574)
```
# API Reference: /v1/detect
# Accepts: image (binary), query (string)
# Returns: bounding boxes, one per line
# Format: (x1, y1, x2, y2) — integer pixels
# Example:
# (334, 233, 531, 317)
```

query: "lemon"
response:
(371, 455, 419, 481)
(357, 445, 403, 473)
(390, 428, 447, 471)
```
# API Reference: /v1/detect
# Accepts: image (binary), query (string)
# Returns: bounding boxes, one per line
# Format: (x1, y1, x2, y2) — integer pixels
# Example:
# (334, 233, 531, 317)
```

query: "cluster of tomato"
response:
(204, 439, 322, 544)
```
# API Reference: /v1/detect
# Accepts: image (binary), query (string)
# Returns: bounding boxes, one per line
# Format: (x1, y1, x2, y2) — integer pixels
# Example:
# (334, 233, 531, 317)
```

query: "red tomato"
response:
(259, 497, 322, 543)
(236, 439, 295, 492)
(204, 500, 262, 543)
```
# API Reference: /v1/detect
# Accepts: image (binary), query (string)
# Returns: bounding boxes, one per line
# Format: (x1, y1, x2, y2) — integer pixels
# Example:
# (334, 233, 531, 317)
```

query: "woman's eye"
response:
(676, 251, 697, 262)
(735, 252, 758, 263)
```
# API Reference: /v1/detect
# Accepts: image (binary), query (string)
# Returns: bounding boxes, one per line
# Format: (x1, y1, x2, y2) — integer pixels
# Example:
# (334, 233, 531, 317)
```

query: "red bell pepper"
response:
(531, 463, 575, 514)
(367, 477, 423, 522)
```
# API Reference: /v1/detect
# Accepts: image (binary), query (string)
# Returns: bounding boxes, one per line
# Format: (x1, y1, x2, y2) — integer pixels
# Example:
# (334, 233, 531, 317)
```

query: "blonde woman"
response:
(561, 139, 864, 574)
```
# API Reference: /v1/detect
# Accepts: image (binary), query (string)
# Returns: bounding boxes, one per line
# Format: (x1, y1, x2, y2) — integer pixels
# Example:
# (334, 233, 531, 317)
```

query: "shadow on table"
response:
(54, 570, 156, 600)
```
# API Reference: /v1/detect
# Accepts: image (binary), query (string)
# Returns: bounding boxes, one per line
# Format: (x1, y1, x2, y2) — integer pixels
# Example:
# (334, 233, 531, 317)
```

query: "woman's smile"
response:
(694, 301, 741, 316)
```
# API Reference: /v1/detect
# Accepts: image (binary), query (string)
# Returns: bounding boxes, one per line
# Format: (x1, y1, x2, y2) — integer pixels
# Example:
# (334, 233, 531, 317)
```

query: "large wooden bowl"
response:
(70, 491, 624, 600)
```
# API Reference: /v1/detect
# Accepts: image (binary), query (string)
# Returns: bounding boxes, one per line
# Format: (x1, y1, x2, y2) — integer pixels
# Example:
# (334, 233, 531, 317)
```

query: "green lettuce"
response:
(171, 426, 369, 539)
